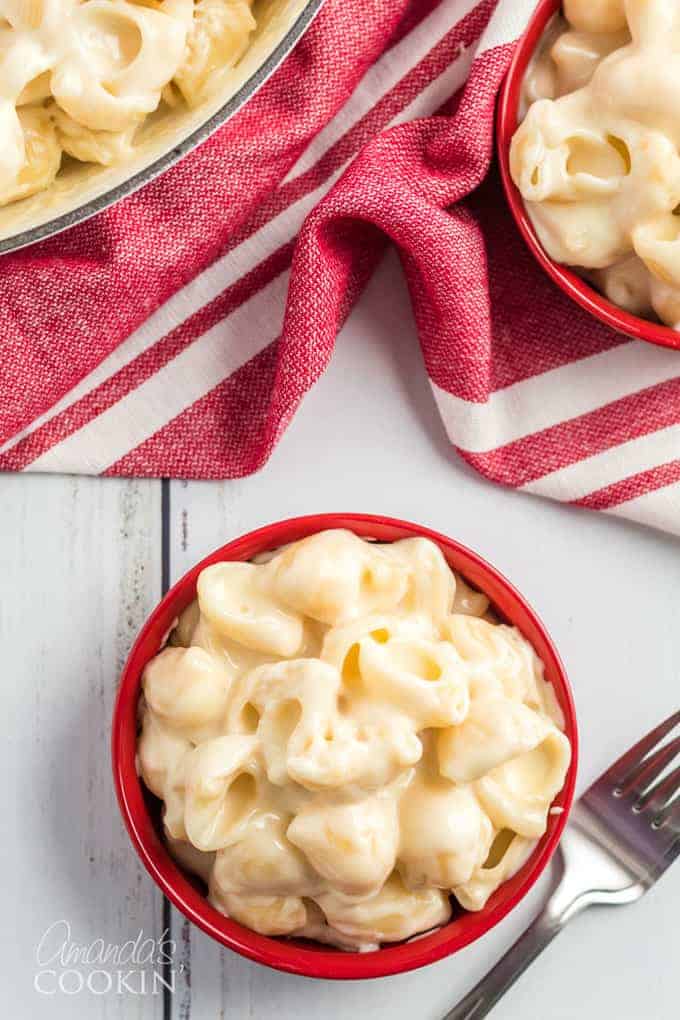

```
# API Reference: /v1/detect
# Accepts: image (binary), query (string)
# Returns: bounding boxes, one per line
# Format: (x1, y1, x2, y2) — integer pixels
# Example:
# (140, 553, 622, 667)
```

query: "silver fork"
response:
(445, 709, 680, 1020)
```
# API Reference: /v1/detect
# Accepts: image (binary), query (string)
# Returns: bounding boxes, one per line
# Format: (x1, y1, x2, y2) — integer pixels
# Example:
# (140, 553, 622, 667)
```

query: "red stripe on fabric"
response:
(420, 163, 627, 401)
(571, 460, 680, 511)
(258, 41, 520, 446)
(106, 239, 384, 478)
(0, 0, 412, 447)
(263, 224, 390, 459)
(106, 342, 282, 478)
(13, 3, 488, 471)
(0, 245, 293, 472)
(224, 1, 495, 254)
(388, 0, 455, 48)
(459, 375, 680, 488)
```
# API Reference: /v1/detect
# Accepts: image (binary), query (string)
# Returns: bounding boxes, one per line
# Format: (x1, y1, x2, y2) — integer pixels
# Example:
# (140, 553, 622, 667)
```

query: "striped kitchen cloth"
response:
(1, 0, 679, 535)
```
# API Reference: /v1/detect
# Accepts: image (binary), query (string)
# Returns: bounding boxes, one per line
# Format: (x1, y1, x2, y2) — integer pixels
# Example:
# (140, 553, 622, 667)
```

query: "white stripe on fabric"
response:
(476, 0, 537, 55)
(431, 343, 680, 453)
(28, 271, 291, 474)
(283, 0, 483, 183)
(607, 480, 680, 536)
(389, 39, 475, 125)
(521, 425, 680, 501)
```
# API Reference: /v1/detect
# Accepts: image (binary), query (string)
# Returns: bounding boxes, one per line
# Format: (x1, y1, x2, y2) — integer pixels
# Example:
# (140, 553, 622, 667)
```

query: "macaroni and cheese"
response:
(137, 530, 571, 951)
(511, 0, 680, 329)
(0, 0, 256, 207)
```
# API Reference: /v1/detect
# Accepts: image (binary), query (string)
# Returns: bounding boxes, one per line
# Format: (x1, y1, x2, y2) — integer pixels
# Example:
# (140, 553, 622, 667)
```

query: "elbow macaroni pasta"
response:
(0, 0, 256, 206)
(511, 0, 680, 329)
(137, 529, 571, 950)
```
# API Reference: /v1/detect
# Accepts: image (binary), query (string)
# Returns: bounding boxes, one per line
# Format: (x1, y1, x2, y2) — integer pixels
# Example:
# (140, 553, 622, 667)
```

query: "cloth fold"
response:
(1, 0, 679, 536)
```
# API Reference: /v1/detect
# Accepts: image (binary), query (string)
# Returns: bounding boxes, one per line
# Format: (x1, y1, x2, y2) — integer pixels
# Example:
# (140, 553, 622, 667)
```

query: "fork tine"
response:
(619, 736, 680, 798)
(600, 709, 680, 788)
(636, 763, 680, 816)
(668, 799, 680, 828)
(655, 792, 680, 833)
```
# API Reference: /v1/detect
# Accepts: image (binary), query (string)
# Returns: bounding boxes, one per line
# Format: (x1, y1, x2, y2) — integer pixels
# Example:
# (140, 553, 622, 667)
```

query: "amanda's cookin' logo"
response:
(34, 920, 177, 996)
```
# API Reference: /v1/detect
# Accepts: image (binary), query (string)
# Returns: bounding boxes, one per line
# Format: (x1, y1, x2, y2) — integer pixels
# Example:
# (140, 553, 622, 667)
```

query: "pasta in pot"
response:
(0, 106, 61, 206)
(174, 0, 256, 106)
(0, 0, 256, 207)
(49, 102, 139, 166)
(137, 529, 571, 951)
(511, 0, 680, 329)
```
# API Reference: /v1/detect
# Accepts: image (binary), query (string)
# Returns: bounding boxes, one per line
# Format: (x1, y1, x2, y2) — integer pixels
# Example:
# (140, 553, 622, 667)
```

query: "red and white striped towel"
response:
(1, 0, 679, 535)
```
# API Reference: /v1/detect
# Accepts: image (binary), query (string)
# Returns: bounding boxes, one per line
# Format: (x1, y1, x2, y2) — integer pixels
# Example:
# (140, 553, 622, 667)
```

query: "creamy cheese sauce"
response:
(0, 0, 255, 203)
(137, 530, 571, 951)
(512, 0, 680, 329)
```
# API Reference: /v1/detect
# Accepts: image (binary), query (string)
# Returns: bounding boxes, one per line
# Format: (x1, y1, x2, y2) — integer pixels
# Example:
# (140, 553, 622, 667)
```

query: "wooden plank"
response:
(165, 254, 680, 1019)
(1, 474, 164, 1019)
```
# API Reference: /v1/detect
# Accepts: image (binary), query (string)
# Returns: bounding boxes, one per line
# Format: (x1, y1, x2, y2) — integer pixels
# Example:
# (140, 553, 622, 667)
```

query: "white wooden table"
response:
(3, 253, 679, 1019)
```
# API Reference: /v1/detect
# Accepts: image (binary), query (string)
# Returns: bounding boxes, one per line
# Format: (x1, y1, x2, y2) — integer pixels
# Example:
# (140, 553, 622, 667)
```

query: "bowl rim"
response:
(496, 0, 680, 352)
(0, 0, 327, 256)
(112, 512, 578, 980)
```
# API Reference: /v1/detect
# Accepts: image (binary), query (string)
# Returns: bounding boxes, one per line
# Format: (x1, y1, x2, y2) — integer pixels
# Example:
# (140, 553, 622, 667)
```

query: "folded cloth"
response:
(1, 0, 678, 535)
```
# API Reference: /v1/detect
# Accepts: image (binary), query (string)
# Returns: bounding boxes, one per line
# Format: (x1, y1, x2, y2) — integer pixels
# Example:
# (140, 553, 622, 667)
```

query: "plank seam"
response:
(161, 478, 174, 1020)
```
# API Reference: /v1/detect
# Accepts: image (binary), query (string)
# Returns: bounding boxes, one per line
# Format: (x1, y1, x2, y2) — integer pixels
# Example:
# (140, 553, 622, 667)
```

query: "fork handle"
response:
(442, 910, 566, 1020)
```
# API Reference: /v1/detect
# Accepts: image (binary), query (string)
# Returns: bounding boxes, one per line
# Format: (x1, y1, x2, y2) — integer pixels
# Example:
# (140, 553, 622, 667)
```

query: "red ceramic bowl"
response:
(112, 513, 578, 979)
(497, 0, 680, 351)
